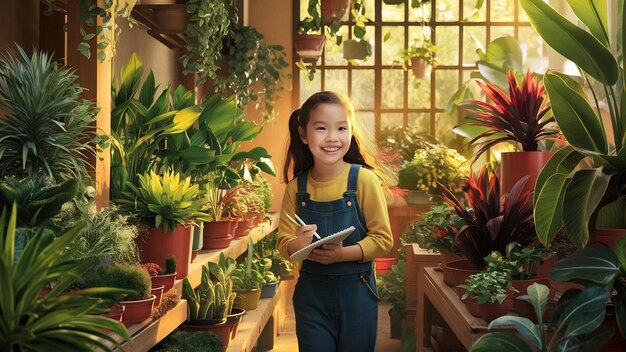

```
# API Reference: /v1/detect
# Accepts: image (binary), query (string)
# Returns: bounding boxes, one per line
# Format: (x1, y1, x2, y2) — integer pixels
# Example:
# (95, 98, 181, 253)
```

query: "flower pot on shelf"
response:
(234, 288, 261, 311)
(439, 251, 464, 267)
(191, 224, 203, 262)
(226, 307, 246, 340)
(462, 297, 482, 318)
(499, 151, 553, 196)
(151, 284, 165, 306)
(137, 225, 192, 280)
(151, 272, 176, 293)
(202, 220, 235, 250)
(477, 295, 515, 323)
(260, 280, 280, 299)
(441, 259, 479, 288)
(120, 294, 157, 326)
(235, 217, 255, 238)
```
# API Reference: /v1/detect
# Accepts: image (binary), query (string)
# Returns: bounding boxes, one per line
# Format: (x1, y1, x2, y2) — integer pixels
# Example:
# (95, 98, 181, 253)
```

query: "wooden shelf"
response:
(106, 213, 279, 351)
(131, 5, 188, 49)
(227, 282, 285, 352)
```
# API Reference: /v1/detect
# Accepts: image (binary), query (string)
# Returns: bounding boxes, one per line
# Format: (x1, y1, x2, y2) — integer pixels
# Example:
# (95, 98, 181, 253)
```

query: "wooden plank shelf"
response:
(105, 213, 279, 352)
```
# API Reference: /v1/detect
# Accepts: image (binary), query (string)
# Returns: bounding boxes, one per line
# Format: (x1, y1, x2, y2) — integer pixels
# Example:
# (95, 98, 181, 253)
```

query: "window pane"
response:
(382, 26, 405, 66)
(325, 26, 349, 65)
(408, 113, 430, 133)
(435, 26, 459, 65)
(358, 111, 376, 138)
(435, 69, 458, 109)
(463, 26, 486, 65)
(381, 113, 403, 130)
(324, 70, 348, 96)
(409, 3, 431, 22)
(382, 1, 404, 22)
(300, 72, 322, 105)
(463, 0, 486, 22)
(381, 69, 404, 108)
(352, 69, 375, 109)
(408, 25, 432, 45)
(435, 112, 463, 148)
(436, 0, 459, 22)
(358, 26, 376, 66)
(490, 26, 515, 43)
(519, 25, 545, 59)
(408, 75, 431, 109)
(491, 0, 515, 22)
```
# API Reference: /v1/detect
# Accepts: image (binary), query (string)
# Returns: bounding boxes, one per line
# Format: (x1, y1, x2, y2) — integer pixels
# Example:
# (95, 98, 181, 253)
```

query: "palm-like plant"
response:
(437, 166, 536, 268)
(0, 204, 130, 351)
(0, 46, 96, 180)
(457, 70, 558, 158)
(118, 169, 209, 233)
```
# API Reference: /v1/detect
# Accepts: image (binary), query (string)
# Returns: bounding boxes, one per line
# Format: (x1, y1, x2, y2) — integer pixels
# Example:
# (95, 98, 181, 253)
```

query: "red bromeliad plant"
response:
(437, 166, 536, 268)
(456, 70, 558, 158)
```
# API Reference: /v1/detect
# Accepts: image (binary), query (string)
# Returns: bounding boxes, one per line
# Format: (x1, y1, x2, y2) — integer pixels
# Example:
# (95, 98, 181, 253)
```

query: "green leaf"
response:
(534, 173, 570, 245)
(117, 53, 143, 104)
(563, 168, 611, 248)
(549, 245, 619, 285)
(533, 146, 583, 205)
(560, 286, 609, 337)
(544, 72, 608, 155)
(527, 283, 550, 325)
(488, 316, 542, 349)
(566, 0, 609, 45)
(165, 106, 202, 135)
(615, 235, 626, 271)
(470, 332, 532, 352)
(520, 0, 618, 85)
(77, 42, 91, 59)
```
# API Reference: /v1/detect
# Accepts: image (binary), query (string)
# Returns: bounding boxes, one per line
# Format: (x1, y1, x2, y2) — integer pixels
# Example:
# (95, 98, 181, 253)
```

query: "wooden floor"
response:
(264, 277, 402, 352)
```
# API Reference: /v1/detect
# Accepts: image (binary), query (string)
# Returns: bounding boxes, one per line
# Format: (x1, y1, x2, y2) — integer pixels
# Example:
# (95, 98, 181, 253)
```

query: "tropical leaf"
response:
(470, 332, 532, 352)
(549, 245, 619, 285)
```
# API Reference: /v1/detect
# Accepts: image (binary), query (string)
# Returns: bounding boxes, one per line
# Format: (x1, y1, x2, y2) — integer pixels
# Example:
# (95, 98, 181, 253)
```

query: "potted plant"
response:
(471, 283, 612, 351)
(456, 70, 560, 196)
(83, 263, 156, 326)
(460, 270, 517, 322)
(411, 204, 465, 265)
(437, 167, 537, 288)
(140, 256, 178, 294)
(398, 38, 438, 80)
(520, 0, 626, 250)
(232, 238, 266, 311)
(0, 205, 130, 351)
(0, 46, 96, 181)
(342, 0, 370, 61)
(397, 141, 469, 203)
(254, 257, 280, 299)
(378, 260, 406, 339)
(255, 230, 295, 280)
(182, 255, 237, 350)
(117, 169, 208, 279)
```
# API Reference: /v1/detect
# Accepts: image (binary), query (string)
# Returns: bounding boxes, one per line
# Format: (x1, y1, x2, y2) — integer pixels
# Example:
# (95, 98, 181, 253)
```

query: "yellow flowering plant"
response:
(397, 142, 469, 193)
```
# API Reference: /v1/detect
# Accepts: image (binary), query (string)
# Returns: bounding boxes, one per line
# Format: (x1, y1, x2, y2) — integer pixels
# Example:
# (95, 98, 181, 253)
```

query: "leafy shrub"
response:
(84, 263, 151, 301)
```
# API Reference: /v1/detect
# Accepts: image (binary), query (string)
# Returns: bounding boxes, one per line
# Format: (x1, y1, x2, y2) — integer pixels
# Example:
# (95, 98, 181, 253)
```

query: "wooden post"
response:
(65, 0, 112, 210)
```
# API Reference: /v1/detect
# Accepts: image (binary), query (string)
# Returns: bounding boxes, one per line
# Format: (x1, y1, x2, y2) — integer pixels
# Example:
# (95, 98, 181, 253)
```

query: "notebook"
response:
(290, 226, 356, 261)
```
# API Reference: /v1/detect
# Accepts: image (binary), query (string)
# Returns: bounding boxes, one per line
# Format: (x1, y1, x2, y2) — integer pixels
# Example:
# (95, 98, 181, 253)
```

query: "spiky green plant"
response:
(0, 204, 130, 351)
(0, 46, 96, 180)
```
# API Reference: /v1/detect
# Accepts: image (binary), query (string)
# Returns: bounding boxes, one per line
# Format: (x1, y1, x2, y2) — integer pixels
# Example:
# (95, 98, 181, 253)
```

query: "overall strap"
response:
(346, 164, 361, 192)
(296, 171, 308, 195)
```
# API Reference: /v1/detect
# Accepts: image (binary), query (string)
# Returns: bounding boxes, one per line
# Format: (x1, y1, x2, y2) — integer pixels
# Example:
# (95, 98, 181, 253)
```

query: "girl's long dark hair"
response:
(283, 91, 379, 182)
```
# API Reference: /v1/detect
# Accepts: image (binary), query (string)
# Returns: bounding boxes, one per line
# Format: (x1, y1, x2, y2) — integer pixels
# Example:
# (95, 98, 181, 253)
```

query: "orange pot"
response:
(202, 220, 234, 250)
(499, 151, 553, 196)
(137, 225, 192, 280)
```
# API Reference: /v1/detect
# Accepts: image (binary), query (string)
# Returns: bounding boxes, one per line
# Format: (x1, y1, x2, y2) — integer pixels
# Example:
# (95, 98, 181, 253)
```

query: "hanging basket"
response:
(343, 39, 372, 60)
(294, 34, 327, 61)
(321, 0, 350, 23)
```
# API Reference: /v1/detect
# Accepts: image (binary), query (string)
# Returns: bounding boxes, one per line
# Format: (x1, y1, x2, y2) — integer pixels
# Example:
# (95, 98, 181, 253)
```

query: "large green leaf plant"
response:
(0, 204, 130, 351)
(523, 0, 626, 248)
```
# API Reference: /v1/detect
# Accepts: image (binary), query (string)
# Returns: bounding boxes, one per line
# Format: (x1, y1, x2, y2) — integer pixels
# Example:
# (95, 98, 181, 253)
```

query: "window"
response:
(295, 0, 545, 148)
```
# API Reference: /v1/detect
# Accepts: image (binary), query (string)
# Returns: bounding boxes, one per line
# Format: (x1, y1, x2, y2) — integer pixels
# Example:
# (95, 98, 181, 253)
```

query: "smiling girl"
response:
(277, 91, 393, 352)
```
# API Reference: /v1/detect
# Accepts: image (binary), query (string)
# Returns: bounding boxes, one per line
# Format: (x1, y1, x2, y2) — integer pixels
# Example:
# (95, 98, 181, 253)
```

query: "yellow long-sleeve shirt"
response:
(277, 164, 393, 262)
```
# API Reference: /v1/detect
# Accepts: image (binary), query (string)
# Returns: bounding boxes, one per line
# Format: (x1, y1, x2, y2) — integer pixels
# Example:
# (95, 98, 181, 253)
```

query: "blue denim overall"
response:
(293, 164, 379, 352)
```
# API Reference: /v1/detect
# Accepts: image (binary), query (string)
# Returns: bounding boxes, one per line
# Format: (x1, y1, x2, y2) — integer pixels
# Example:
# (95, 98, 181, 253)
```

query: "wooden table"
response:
(405, 244, 440, 334)
(418, 267, 490, 351)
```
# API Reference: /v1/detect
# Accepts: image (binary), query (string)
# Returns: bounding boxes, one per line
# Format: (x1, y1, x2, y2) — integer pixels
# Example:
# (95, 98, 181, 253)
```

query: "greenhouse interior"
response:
(0, 0, 625, 351)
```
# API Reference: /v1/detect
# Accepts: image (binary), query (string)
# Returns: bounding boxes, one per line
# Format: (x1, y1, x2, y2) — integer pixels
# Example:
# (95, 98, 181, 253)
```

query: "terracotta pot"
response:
(321, 0, 350, 23)
(512, 276, 550, 296)
(137, 225, 192, 280)
(375, 257, 397, 275)
(226, 307, 246, 340)
(478, 294, 515, 322)
(499, 151, 553, 196)
(151, 284, 165, 306)
(100, 304, 125, 322)
(182, 318, 231, 350)
(260, 280, 280, 299)
(463, 297, 482, 318)
(202, 220, 234, 250)
(120, 294, 157, 326)
(440, 251, 464, 266)
(294, 34, 326, 61)
(410, 57, 431, 79)
(234, 288, 261, 311)
(442, 259, 479, 288)
(255, 212, 265, 225)
(151, 272, 176, 293)
(592, 228, 626, 250)
(235, 218, 255, 238)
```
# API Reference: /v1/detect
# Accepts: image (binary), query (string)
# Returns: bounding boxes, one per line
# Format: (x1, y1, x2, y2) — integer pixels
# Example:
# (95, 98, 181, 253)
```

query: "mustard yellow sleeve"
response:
(277, 179, 299, 261)
(356, 168, 393, 262)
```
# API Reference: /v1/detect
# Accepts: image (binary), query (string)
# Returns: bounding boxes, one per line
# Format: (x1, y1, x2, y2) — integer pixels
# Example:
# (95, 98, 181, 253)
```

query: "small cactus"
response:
(164, 256, 177, 274)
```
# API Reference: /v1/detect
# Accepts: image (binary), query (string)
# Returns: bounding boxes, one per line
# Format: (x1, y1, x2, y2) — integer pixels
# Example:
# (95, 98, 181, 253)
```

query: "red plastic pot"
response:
(137, 225, 192, 280)
(120, 294, 156, 326)
(375, 257, 397, 275)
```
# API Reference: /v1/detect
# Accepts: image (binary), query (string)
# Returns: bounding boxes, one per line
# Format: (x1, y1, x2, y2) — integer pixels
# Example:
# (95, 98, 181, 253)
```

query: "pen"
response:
(284, 212, 321, 240)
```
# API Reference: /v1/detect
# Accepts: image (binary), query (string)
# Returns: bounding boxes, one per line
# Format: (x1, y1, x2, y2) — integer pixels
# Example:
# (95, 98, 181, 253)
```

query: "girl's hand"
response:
(307, 243, 343, 264)
(292, 224, 318, 251)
